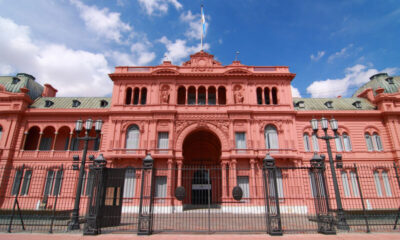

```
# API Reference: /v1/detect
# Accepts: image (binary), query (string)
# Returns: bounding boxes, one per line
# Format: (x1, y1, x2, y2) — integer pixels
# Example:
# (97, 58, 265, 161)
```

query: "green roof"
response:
(31, 97, 111, 109)
(293, 97, 375, 111)
(0, 73, 44, 100)
(353, 73, 400, 97)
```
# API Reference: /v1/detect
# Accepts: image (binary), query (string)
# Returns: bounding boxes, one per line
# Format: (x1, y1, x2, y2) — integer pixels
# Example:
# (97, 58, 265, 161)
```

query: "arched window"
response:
(256, 87, 263, 105)
(125, 87, 132, 105)
(198, 86, 206, 105)
(208, 86, 216, 105)
(133, 88, 140, 105)
(177, 86, 186, 105)
(24, 126, 40, 150)
(342, 133, 352, 151)
(365, 133, 374, 151)
(39, 127, 55, 150)
(126, 125, 140, 149)
(188, 86, 196, 105)
(264, 88, 270, 105)
(265, 125, 279, 150)
(272, 87, 278, 105)
(303, 133, 311, 152)
(54, 126, 71, 151)
(312, 133, 319, 151)
(373, 133, 383, 151)
(123, 168, 136, 198)
(140, 88, 147, 105)
(217, 86, 226, 105)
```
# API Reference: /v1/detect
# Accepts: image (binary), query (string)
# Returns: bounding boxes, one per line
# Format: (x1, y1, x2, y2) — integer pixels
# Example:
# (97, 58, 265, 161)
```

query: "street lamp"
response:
(310, 117, 349, 230)
(68, 119, 103, 230)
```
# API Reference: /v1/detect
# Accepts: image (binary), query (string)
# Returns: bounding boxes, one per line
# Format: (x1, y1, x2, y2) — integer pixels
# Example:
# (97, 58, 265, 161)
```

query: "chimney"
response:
(42, 84, 58, 97)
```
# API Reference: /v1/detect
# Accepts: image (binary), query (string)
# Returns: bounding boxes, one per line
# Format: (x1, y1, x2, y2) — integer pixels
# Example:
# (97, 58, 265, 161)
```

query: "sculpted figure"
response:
(160, 85, 170, 104)
(234, 85, 244, 104)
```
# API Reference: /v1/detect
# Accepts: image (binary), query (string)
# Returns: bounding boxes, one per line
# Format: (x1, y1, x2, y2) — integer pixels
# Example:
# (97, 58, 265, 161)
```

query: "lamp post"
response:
(310, 117, 349, 230)
(68, 119, 103, 230)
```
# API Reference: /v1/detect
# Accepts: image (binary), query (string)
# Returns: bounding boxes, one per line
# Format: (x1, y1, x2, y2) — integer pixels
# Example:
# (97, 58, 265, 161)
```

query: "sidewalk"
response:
(0, 233, 400, 240)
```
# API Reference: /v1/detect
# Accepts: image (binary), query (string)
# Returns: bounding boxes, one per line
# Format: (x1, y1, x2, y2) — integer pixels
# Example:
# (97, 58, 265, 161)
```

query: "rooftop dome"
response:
(352, 73, 400, 97)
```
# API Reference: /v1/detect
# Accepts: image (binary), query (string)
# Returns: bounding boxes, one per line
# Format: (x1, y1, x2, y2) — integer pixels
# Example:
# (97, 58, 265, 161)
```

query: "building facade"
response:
(0, 51, 400, 233)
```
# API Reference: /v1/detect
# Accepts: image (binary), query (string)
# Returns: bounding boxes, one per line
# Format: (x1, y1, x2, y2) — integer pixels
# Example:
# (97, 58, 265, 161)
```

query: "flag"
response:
(201, 6, 206, 36)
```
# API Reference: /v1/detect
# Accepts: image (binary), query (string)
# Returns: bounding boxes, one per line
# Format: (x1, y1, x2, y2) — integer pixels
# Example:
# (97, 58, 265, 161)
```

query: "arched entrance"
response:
(181, 130, 222, 206)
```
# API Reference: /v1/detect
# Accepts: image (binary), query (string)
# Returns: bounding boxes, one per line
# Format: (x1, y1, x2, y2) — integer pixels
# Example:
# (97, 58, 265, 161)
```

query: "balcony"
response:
(14, 150, 100, 160)
(108, 148, 174, 159)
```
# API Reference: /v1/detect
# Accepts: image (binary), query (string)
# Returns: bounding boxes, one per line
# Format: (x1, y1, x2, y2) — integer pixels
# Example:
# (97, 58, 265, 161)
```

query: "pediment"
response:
(224, 68, 251, 75)
(151, 69, 179, 75)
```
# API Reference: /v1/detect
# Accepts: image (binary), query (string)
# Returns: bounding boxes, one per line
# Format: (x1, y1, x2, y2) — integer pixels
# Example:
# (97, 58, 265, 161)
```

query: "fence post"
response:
(8, 164, 25, 233)
(310, 153, 336, 234)
(353, 163, 370, 233)
(83, 156, 107, 235)
(393, 162, 400, 230)
(262, 154, 283, 236)
(137, 153, 155, 235)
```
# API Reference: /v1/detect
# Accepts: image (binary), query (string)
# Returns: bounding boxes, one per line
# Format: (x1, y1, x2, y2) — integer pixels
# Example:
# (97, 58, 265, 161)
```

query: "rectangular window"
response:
(20, 170, 32, 196)
(85, 170, 94, 196)
(237, 176, 250, 198)
(44, 169, 63, 196)
(11, 170, 23, 196)
(235, 132, 246, 149)
(157, 132, 169, 149)
(303, 134, 310, 152)
(155, 176, 167, 198)
(309, 171, 326, 197)
(64, 136, 70, 150)
(70, 137, 79, 150)
(123, 169, 136, 198)
(268, 169, 284, 198)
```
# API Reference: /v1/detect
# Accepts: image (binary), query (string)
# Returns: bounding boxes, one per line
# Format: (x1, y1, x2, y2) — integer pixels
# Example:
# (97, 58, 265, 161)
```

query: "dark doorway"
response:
(192, 170, 211, 205)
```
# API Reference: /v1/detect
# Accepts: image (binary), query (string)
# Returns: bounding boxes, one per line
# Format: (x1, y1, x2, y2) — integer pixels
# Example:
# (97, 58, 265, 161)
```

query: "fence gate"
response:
(84, 164, 126, 235)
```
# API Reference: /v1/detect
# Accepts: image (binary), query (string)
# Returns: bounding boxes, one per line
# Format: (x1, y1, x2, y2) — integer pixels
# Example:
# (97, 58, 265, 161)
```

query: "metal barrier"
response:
(1, 159, 400, 235)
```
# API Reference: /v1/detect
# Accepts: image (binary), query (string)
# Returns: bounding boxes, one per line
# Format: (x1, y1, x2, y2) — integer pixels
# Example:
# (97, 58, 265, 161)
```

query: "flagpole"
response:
(201, 4, 203, 50)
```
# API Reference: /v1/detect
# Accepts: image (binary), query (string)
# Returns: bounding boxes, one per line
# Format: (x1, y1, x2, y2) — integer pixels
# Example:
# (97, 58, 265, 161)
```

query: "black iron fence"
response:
(0, 158, 400, 235)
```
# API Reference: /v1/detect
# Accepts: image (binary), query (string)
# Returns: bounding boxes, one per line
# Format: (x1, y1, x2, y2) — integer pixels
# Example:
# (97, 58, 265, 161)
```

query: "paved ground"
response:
(1, 233, 400, 240)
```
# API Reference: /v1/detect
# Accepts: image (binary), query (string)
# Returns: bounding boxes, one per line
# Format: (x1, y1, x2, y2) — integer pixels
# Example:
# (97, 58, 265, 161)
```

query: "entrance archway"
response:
(181, 130, 222, 206)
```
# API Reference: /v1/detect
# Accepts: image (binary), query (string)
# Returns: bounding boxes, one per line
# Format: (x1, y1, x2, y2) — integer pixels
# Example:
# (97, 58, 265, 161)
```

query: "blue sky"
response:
(0, 0, 399, 97)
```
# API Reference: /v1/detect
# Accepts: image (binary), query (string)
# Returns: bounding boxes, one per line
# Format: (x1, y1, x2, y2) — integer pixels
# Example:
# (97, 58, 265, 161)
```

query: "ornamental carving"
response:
(175, 120, 229, 138)
(259, 120, 284, 133)
(182, 51, 221, 72)
(160, 85, 170, 104)
(233, 85, 244, 104)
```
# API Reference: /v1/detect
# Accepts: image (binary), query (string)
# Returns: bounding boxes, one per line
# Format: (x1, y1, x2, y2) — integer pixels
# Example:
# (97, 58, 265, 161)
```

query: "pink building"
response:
(0, 51, 399, 234)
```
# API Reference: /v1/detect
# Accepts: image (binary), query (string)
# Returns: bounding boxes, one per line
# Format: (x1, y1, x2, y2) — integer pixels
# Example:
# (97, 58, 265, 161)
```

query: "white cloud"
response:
(158, 36, 210, 64)
(310, 51, 325, 61)
(107, 39, 156, 66)
(70, 0, 131, 43)
(306, 64, 398, 98)
(180, 10, 208, 40)
(327, 44, 353, 62)
(0, 16, 112, 97)
(138, 0, 182, 15)
(291, 86, 301, 98)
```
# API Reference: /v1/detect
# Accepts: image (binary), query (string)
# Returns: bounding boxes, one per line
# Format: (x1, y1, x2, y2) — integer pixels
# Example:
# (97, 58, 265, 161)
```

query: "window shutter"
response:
(123, 168, 136, 198)
(343, 134, 352, 151)
(53, 170, 63, 196)
(374, 171, 383, 197)
(155, 176, 167, 198)
(335, 136, 343, 152)
(341, 171, 351, 197)
(126, 126, 140, 149)
(382, 171, 392, 197)
(365, 134, 374, 151)
(44, 170, 55, 196)
(303, 134, 310, 152)
(373, 134, 383, 151)
(350, 171, 359, 197)
(312, 133, 319, 151)
(11, 170, 23, 195)
(39, 137, 52, 150)
(20, 170, 32, 196)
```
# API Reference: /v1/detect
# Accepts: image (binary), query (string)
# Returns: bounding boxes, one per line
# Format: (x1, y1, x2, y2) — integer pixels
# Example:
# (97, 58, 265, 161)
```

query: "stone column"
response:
(221, 161, 228, 199)
(177, 160, 183, 187)
(36, 132, 43, 151)
(167, 159, 173, 204)
(229, 159, 237, 198)
(250, 159, 257, 202)
(67, 132, 73, 151)
(52, 132, 58, 151)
